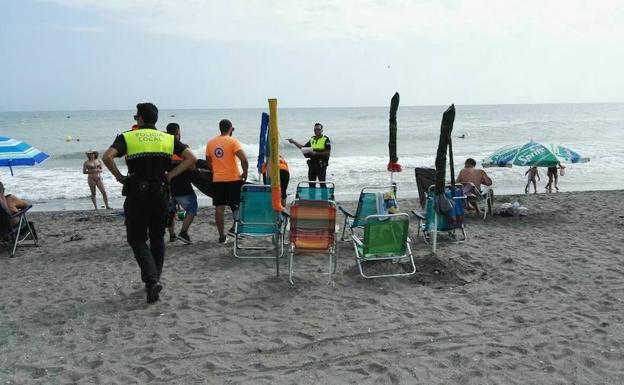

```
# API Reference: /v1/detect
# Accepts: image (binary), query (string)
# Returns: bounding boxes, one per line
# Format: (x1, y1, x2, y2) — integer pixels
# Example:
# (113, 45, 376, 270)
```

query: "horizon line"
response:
(1, 101, 623, 114)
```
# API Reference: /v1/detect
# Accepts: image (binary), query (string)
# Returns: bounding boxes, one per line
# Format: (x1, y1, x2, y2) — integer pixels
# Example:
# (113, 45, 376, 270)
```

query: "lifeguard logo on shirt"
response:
(214, 147, 224, 158)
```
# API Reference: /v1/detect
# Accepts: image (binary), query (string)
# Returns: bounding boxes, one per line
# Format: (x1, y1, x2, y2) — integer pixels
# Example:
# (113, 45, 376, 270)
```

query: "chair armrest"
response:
(338, 205, 354, 218)
(10, 205, 32, 218)
(411, 209, 425, 221)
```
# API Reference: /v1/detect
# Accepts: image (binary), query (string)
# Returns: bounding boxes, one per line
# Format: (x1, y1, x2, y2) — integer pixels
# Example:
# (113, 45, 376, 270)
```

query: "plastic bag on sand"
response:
(495, 202, 528, 217)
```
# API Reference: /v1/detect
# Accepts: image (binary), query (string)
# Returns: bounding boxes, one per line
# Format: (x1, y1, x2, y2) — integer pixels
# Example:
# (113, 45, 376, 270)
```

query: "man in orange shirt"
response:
(206, 119, 249, 243)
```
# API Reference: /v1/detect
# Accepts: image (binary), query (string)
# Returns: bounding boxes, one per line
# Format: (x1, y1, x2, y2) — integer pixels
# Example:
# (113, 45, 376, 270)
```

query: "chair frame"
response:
(339, 185, 397, 241)
(295, 181, 335, 201)
(233, 184, 285, 261)
(288, 199, 338, 285)
(411, 184, 467, 253)
(0, 205, 38, 258)
(352, 213, 415, 279)
(462, 182, 493, 219)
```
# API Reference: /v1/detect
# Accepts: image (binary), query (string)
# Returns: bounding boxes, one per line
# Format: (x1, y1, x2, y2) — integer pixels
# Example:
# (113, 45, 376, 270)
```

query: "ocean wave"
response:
(2, 152, 618, 203)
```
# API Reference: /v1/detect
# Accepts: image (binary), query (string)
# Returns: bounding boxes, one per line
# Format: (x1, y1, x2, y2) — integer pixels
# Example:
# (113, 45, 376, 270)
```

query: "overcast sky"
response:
(1, 0, 623, 111)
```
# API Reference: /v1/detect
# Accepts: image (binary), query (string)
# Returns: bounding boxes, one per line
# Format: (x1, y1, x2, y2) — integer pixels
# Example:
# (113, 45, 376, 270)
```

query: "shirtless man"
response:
(457, 158, 492, 213)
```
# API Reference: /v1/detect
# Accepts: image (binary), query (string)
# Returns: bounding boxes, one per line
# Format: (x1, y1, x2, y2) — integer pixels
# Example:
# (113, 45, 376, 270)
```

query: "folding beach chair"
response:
(295, 181, 335, 201)
(461, 182, 493, 219)
(0, 205, 38, 258)
(411, 185, 466, 253)
(288, 199, 337, 285)
(338, 185, 397, 241)
(352, 213, 415, 279)
(233, 184, 286, 261)
(414, 168, 436, 210)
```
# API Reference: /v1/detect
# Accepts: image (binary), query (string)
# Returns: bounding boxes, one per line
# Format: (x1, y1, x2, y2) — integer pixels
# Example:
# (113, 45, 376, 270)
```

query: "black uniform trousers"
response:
(124, 186, 169, 285)
(307, 161, 327, 188)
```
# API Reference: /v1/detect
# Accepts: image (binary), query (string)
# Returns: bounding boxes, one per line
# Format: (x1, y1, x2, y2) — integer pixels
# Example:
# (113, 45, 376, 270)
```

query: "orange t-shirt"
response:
(261, 156, 289, 174)
(206, 135, 243, 182)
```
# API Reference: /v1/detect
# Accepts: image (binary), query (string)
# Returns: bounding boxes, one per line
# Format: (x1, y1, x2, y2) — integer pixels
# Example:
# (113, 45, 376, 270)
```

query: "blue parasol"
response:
(0, 136, 50, 176)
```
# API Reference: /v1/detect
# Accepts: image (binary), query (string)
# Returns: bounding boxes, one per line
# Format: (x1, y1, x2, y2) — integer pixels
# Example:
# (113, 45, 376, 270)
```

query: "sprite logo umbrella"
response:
(482, 141, 589, 168)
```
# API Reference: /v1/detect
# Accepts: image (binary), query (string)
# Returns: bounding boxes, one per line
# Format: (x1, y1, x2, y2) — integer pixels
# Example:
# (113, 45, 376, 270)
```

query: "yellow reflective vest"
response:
(122, 129, 174, 159)
(310, 135, 328, 151)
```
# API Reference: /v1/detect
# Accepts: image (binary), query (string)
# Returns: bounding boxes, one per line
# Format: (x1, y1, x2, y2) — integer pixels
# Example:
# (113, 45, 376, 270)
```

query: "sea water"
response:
(1, 103, 623, 211)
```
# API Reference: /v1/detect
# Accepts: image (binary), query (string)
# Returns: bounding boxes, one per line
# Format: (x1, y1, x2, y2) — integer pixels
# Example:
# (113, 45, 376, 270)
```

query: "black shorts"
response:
(279, 170, 289, 200)
(212, 180, 244, 206)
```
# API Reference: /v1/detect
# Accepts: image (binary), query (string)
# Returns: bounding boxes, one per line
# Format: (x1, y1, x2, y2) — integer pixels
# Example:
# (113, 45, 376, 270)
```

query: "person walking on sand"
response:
(545, 162, 565, 192)
(83, 150, 111, 209)
(165, 123, 197, 245)
(103, 103, 196, 304)
(206, 119, 248, 244)
(287, 122, 331, 187)
(524, 166, 540, 194)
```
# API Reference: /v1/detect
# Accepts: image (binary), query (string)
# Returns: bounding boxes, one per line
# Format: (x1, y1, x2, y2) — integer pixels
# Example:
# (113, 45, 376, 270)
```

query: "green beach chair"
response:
(233, 184, 286, 262)
(411, 184, 467, 253)
(352, 213, 415, 279)
(288, 199, 338, 285)
(295, 181, 335, 201)
(338, 185, 397, 241)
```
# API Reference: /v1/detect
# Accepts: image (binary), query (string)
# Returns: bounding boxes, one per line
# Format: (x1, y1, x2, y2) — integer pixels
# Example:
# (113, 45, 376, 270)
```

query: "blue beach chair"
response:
(295, 181, 335, 201)
(338, 185, 397, 241)
(411, 184, 467, 253)
(233, 184, 286, 262)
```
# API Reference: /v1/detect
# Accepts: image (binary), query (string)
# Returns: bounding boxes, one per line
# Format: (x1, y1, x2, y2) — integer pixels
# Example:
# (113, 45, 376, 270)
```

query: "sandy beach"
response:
(1, 190, 623, 384)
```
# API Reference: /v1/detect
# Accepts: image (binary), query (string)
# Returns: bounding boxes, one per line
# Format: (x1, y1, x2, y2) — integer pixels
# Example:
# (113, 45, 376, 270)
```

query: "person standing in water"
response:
(83, 150, 111, 209)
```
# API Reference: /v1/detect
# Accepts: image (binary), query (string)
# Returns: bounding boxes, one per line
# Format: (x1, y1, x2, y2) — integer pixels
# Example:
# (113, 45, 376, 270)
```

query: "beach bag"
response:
(375, 191, 399, 215)
(560, 168, 565, 176)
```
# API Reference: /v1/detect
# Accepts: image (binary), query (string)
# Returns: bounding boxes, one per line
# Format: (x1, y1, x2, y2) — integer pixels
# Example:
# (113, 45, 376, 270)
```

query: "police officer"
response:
(287, 122, 331, 187)
(103, 103, 196, 304)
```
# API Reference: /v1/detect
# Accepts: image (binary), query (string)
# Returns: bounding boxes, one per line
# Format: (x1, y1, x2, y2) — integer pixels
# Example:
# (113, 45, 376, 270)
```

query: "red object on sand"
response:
(387, 162, 403, 172)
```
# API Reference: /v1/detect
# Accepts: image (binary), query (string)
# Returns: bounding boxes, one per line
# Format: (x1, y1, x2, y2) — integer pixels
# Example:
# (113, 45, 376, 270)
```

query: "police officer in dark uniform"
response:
(287, 122, 331, 187)
(103, 103, 196, 303)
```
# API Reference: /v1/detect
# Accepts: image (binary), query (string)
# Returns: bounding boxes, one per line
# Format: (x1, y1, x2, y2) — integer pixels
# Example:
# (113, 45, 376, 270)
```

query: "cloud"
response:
(46, 24, 105, 33)
(42, 0, 624, 45)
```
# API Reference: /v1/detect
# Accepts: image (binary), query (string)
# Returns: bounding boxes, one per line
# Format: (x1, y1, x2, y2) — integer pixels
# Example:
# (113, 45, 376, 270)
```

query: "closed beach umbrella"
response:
(482, 141, 589, 168)
(431, 104, 456, 253)
(257, 112, 269, 180)
(0, 136, 50, 176)
(434, 105, 455, 195)
(267, 98, 284, 213)
(387, 92, 402, 175)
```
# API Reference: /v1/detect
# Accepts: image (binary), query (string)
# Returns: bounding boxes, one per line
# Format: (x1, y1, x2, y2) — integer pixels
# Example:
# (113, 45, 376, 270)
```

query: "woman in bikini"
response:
(83, 150, 111, 209)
